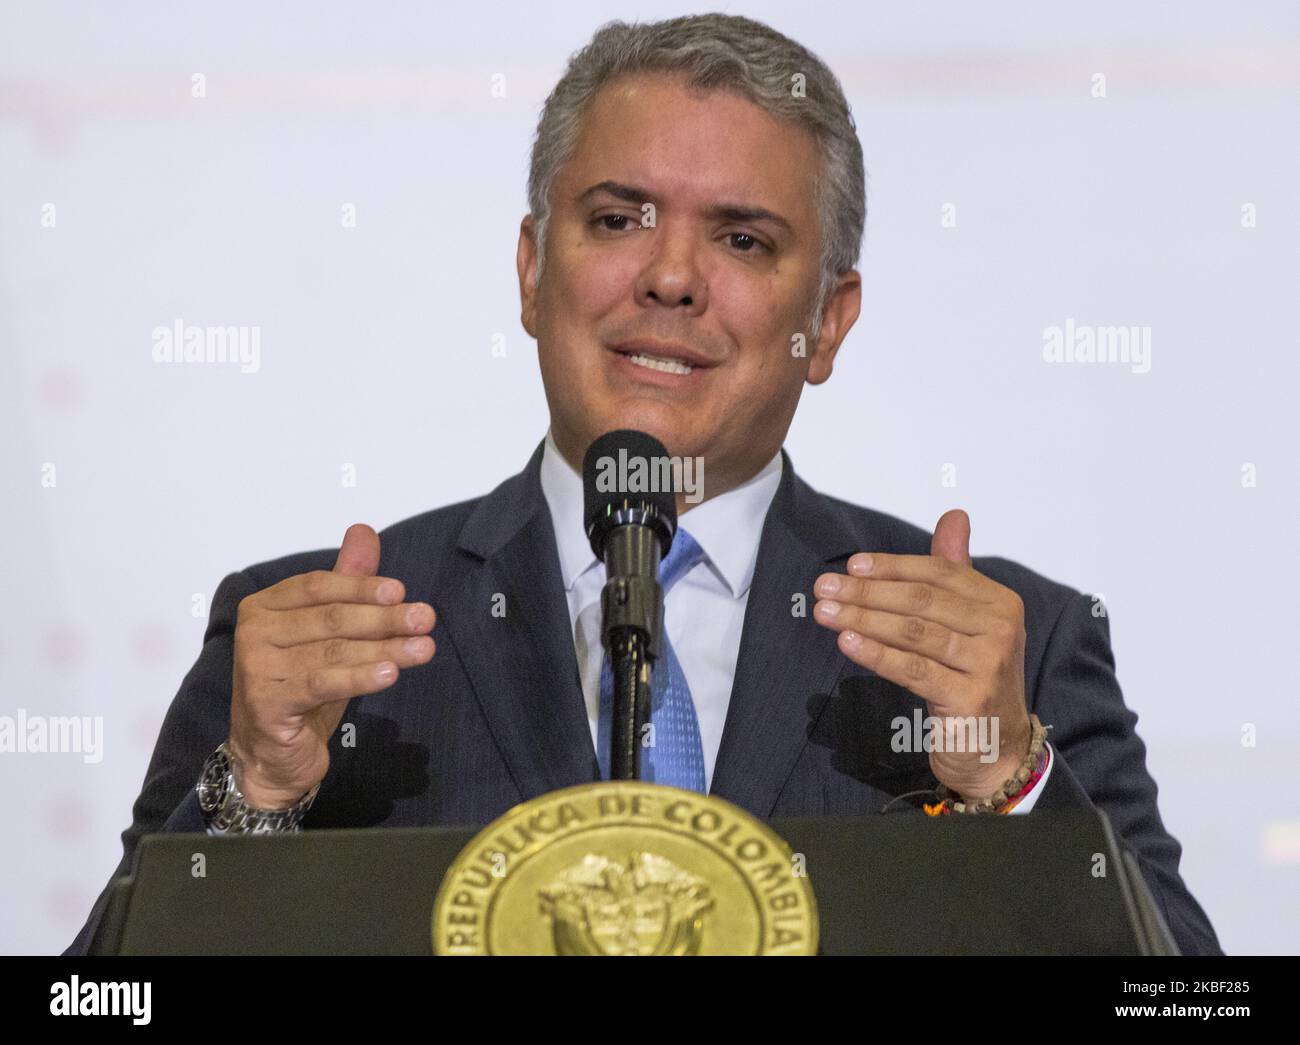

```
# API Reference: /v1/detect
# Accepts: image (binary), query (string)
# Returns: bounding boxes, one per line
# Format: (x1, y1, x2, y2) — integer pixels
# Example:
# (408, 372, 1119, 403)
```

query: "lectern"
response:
(88, 805, 1177, 955)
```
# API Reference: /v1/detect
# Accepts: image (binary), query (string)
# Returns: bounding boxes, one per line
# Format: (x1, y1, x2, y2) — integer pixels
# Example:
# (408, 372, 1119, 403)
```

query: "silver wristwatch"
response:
(197, 741, 320, 833)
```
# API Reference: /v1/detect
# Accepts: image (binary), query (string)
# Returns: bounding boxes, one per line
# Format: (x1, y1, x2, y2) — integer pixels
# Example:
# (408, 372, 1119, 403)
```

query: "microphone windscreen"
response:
(582, 429, 678, 559)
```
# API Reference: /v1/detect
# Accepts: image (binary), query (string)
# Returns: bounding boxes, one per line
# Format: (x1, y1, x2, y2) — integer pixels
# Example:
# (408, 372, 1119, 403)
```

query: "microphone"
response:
(582, 430, 678, 781)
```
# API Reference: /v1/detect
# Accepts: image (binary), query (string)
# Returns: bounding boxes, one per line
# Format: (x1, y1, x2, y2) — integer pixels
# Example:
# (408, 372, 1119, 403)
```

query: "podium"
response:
(88, 806, 1177, 955)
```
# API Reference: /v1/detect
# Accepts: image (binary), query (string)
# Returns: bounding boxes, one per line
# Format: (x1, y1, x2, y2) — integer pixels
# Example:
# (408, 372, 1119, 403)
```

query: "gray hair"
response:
(526, 13, 866, 345)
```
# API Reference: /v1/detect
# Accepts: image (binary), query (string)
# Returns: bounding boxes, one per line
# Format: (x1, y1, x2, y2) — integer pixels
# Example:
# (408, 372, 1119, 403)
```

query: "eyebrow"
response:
(577, 180, 795, 237)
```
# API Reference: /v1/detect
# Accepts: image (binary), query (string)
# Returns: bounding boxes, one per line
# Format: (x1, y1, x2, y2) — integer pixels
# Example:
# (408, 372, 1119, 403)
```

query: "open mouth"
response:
(609, 341, 716, 380)
(621, 351, 694, 376)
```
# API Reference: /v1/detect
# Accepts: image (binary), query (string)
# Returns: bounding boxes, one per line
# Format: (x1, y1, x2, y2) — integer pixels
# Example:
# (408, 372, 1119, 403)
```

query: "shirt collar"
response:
(539, 427, 783, 599)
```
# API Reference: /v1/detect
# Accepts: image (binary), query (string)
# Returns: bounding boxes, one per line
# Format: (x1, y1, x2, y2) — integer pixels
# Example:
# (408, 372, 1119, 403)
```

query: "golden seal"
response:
(432, 781, 818, 955)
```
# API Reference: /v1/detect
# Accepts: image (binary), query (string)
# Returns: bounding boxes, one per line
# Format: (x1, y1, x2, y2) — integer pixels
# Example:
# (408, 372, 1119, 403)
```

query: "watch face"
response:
(198, 749, 231, 815)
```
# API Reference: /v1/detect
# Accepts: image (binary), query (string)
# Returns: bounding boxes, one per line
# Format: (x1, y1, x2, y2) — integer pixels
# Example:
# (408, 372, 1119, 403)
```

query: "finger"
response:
(335, 523, 381, 577)
(813, 601, 979, 673)
(267, 634, 435, 680)
(813, 573, 982, 635)
(258, 570, 406, 612)
(930, 509, 972, 567)
(845, 551, 994, 601)
(277, 659, 404, 713)
(267, 600, 436, 647)
(836, 630, 968, 707)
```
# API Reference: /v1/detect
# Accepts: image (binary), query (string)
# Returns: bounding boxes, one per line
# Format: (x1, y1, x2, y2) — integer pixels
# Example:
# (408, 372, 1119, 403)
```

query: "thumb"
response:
(334, 523, 381, 577)
(930, 509, 972, 567)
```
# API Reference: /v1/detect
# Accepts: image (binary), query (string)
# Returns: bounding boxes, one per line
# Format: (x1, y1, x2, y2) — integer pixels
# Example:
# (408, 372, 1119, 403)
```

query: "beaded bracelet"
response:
(922, 714, 1050, 816)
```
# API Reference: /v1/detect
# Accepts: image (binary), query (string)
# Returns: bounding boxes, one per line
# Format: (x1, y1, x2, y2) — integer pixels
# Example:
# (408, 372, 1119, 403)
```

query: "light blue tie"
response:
(597, 528, 707, 792)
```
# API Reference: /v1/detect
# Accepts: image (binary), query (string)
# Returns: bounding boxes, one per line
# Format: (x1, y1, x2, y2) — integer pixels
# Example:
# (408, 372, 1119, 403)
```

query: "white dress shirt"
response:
(538, 427, 1052, 810)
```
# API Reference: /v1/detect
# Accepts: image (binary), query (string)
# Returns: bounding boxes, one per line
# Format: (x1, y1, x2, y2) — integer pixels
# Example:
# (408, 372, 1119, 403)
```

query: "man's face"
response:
(518, 71, 860, 505)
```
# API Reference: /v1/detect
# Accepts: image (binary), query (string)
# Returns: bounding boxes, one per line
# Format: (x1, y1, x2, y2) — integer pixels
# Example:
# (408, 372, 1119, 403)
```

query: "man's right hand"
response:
(227, 523, 436, 809)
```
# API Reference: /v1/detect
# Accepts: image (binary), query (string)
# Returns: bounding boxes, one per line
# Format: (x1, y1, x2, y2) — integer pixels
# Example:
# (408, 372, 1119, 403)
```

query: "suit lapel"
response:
(709, 449, 868, 818)
(438, 440, 877, 815)
(440, 440, 600, 800)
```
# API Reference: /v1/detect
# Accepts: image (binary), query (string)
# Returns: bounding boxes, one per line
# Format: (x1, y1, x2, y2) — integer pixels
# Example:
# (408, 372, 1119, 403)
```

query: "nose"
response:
(633, 223, 709, 316)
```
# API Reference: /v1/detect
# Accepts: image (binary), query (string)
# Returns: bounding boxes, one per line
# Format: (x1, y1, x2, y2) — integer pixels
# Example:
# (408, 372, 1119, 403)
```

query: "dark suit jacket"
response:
(66, 440, 1222, 955)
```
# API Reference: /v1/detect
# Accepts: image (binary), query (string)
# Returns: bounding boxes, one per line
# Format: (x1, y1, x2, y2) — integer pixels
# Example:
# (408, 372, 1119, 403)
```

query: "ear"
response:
(806, 269, 862, 386)
(516, 214, 540, 338)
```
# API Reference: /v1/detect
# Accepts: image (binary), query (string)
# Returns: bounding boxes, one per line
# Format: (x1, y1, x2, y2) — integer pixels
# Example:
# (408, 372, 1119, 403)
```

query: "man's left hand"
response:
(812, 509, 1032, 801)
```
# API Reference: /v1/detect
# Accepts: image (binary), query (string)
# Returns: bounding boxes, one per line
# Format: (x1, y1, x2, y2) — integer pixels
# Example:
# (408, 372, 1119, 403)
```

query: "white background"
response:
(1, 1, 1296, 954)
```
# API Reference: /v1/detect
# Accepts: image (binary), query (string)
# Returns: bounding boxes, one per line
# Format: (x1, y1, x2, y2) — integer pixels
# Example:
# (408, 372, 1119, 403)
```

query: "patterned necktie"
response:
(596, 527, 707, 792)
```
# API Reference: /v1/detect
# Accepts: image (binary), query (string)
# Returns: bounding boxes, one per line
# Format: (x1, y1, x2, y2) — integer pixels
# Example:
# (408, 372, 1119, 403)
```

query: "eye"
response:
(726, 232, 768, 254)
(593, 214, 636, 232)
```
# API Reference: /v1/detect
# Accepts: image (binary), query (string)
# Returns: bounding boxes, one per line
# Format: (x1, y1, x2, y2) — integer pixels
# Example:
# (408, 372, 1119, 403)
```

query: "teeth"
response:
(627, 352, 693, 375)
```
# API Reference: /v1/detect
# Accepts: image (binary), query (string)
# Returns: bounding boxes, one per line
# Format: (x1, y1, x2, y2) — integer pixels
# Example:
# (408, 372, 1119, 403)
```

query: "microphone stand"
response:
(607, 629, 652, 780)
(600, 524, 666, 780)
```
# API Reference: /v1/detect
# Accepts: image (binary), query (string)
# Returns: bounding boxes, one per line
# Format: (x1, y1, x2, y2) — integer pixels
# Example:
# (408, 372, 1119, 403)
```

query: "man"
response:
(67, 13, 1221, 955)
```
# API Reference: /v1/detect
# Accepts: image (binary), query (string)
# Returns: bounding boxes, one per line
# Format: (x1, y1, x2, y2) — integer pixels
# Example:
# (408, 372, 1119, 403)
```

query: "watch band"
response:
(197, 741, 320, 833)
